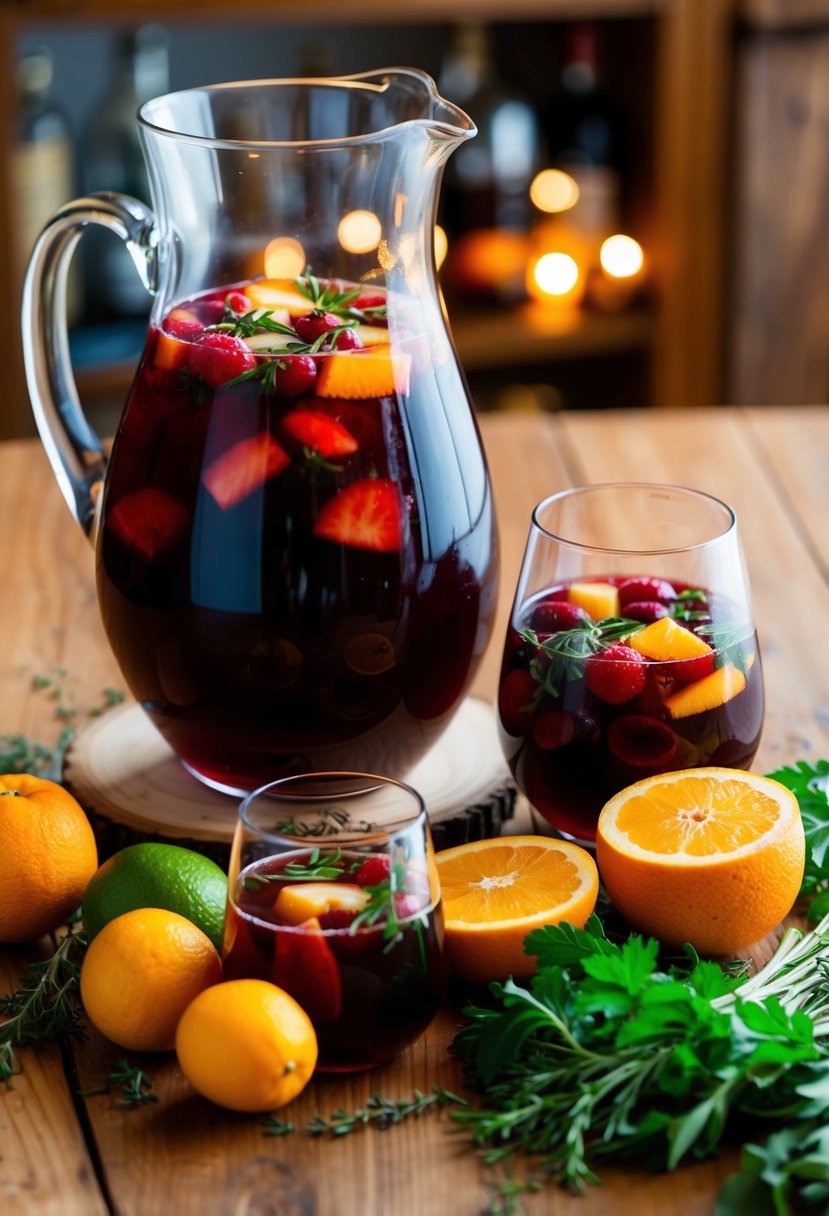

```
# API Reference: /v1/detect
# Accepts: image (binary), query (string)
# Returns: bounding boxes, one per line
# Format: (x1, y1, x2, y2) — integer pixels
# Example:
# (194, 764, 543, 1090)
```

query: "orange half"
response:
(596, 768, 805, 954)
(435, 836, 599, 984)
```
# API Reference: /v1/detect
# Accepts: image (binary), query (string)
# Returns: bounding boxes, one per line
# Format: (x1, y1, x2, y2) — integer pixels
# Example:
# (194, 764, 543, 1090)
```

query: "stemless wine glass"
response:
(498, 483, 765, 844)
(223, 771, 447, 1072)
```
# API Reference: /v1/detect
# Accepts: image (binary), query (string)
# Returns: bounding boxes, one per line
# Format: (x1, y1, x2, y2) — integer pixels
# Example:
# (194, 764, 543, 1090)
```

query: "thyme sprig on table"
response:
(0, 925, 88, 1085)
(301, 1085, 468, 1137)
(79, 1058, 157, 1108)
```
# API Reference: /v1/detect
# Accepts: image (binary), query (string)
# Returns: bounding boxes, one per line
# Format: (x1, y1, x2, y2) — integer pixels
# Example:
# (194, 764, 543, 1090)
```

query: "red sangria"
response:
(224, 773, 446, 1071)
(97, 273, 498, 792)
(500, 485, 764, 842)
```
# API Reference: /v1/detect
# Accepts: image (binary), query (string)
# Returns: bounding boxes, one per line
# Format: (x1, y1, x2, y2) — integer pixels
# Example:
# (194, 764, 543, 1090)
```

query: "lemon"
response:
(82, 842, 227, 951)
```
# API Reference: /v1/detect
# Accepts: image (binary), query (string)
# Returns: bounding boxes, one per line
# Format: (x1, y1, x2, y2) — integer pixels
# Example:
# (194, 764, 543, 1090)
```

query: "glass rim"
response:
(531, 482, 737, 557)
(238, 769, 428, 844)
(138, 67, 476, 151)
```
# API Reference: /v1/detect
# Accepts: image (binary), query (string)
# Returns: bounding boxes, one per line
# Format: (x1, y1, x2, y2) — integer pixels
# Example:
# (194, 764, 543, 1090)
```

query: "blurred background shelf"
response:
(3, 0, 829, 438)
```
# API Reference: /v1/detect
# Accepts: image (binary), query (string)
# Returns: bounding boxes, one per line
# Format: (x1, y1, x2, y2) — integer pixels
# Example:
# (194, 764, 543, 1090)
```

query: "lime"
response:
(82, 842, 228, 952)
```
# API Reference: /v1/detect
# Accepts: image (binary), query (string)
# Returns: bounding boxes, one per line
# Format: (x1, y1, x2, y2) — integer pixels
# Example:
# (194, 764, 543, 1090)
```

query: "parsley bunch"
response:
(451, 915, 829, 1193)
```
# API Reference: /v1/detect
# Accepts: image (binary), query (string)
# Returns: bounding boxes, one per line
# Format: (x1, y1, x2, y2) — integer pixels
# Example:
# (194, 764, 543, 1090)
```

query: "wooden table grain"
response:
(2, 406, 828, 1216)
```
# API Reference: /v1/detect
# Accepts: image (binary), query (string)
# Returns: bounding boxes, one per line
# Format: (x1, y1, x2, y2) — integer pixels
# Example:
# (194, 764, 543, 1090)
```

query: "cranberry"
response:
(225, 290, 253, 315)
(530, 599, 588, 633)
(498, 668, 536, 735)
(188, 332, 256, 388)
(618, 577, 677, 608)
(532, 711, 575, 750)
(607, 715, 678, 768)
(353, 855, 391, 887)
(624, 600, 669, 624)
(295, 310, 363, 351)
(276, 355, 318, 397)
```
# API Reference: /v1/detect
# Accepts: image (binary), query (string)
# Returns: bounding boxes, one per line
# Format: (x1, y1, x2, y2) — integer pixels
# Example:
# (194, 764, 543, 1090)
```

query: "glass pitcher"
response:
(22, 70, 499, 794)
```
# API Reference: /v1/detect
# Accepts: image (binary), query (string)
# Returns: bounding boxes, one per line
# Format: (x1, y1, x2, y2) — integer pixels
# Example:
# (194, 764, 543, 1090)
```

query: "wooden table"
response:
(2, 406, 828, 1216)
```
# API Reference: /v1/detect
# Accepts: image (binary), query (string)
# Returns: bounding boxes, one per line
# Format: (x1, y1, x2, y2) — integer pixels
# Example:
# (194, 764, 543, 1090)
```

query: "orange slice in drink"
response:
(435, 836, 599, 984)
(663, 663, 746, 718)
(244, 278, 314, 316)
(315, 345, 411, 400)
(596, 768, 805, 955)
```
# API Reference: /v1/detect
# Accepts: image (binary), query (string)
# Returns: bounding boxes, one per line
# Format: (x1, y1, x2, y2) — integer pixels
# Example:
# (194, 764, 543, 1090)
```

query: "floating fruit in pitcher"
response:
(596, 768, 804, 955)
(0, 774, 98, 943)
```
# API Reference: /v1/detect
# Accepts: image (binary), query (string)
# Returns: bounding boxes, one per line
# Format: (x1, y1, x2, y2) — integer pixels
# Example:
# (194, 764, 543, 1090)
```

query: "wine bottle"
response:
(82, 24, 170, 318)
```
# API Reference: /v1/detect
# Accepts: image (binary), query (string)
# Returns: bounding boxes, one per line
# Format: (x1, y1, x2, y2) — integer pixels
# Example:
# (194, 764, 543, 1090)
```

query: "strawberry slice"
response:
(202, 432, 290, 510)
(313, 478, 401, 552)
(281, 408, 359, 458)
(108, 488, 190, 561)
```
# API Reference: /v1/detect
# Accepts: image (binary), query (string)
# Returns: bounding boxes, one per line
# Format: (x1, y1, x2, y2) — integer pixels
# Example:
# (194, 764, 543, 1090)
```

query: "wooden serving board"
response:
(63, 697, 516, 864)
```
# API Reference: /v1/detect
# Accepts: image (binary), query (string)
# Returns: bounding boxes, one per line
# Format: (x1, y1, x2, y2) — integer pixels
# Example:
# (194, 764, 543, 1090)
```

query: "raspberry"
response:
(624, 600, 669, 624)
(530, 599, 588, 632)
(188, 331, 256, 388)
(353, 855, 391, 887)
(164, 315, 203, 341)
(275, 355, 317, 397)
(584, 643, 646, 704)
(618, 577, 676, 608)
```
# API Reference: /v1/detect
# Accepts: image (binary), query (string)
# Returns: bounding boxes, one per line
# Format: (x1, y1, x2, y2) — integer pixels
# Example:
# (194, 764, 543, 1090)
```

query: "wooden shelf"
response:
(1, 0, 736, 439)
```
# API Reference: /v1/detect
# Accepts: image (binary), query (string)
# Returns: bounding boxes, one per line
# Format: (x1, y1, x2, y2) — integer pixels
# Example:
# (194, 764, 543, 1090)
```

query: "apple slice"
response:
(244, 278, 314, 316)
(273, 882, 369, 926)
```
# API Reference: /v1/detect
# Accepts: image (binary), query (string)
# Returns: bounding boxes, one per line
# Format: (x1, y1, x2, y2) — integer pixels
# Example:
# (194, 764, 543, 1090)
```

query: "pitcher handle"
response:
(21, 192, 159, 542)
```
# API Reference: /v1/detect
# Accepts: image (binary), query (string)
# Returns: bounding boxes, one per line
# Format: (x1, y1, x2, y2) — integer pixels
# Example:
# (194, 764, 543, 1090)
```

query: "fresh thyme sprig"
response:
(296, 271, 387, 322)
(242, 849, 346, 890)
(522, 618, 645, 697)
(0, 926, 87, 1086)
(303, 1085, 468, 1137)
(79, 1058, 157, 1108)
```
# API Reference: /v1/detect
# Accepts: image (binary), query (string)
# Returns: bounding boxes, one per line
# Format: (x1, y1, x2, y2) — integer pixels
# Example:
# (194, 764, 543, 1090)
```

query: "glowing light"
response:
(529, 169, 579, 214)
(338, 210, 382, 254)
(434, 225, 448, 270)
(600, 234, 645, 279)
(532, 252, 580, 298)
(264, 237, 306, 279)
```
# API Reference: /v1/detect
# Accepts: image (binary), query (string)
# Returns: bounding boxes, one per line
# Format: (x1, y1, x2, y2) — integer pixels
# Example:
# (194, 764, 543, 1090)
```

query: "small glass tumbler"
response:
(223, 772, 447, 1072)
(498, 483, 765, 844)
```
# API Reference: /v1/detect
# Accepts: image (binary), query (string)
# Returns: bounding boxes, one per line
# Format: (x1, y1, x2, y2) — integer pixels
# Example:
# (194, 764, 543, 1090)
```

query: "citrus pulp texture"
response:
(435, 835, 599, 984)
(596, 768, 805, 955)
(0, 774, 98, 943)
(79, 907, 222, 1052)
(176, 979, 317, 1112)
(82, 842, 227, 951)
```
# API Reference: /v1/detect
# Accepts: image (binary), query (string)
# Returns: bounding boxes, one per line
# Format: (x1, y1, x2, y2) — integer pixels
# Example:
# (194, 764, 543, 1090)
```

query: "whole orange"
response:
(0, 774, 98, 943)
(176, 979, 317, 1112)
(80, 907, 222, 1052)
